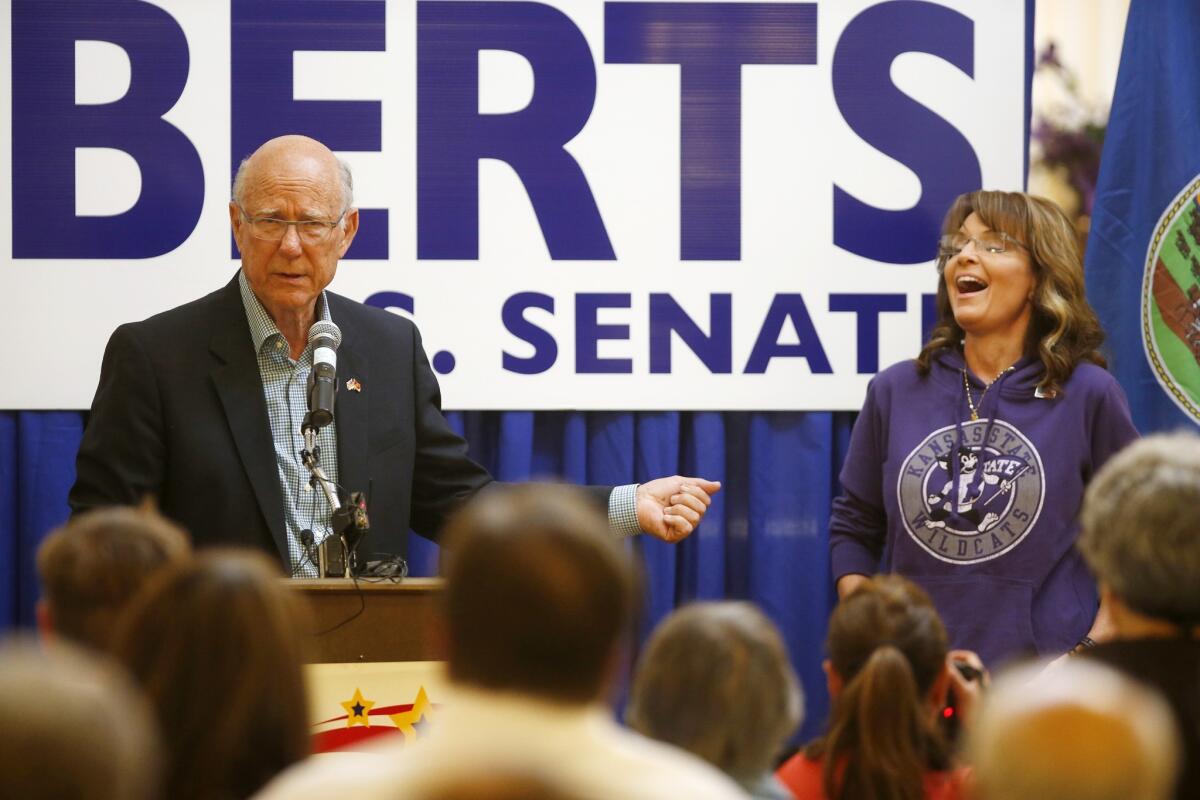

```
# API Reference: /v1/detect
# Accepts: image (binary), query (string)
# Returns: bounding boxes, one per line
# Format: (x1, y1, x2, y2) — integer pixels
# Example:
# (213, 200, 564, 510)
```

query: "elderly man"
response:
(257, 485, 749, 800)
(70, 135, 718, 574)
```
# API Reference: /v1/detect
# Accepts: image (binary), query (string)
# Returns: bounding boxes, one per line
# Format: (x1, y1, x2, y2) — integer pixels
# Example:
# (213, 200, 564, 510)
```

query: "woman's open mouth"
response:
(955, 275, 988, 296)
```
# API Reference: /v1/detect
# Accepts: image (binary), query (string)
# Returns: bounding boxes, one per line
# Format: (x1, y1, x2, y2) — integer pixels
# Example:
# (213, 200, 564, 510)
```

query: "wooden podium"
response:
(288, 577, 447, 664)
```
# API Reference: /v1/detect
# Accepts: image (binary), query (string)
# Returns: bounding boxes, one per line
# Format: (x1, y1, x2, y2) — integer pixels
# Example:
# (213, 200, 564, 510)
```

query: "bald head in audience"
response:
(968, 659, 1179, 800)
(0, 637, 160, 800)
(37, 504, 190, 651)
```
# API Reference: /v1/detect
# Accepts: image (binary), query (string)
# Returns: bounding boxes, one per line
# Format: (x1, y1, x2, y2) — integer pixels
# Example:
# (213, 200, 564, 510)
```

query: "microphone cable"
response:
(311, 573, 366, 636)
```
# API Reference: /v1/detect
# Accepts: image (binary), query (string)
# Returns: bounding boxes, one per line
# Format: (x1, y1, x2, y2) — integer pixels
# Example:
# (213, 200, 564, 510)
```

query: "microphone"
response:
(302, 321, 342, 433)
(300, 528, 317, 567)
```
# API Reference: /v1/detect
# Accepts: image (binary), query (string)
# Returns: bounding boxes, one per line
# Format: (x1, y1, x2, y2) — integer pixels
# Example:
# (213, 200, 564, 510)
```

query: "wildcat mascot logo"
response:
(897, 420, 1045, 564)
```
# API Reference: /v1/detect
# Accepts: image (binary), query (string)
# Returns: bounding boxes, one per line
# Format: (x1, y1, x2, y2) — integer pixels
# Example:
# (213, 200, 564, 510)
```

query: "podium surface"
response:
(289, 577, 446, 664)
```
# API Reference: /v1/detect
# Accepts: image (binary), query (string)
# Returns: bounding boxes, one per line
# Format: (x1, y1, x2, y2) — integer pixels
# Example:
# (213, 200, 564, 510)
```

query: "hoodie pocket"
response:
(912, 574, 1037, 668)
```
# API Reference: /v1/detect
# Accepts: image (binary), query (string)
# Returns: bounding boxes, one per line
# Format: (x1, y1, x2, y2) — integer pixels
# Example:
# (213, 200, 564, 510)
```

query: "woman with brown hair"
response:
(830, 191, 1137, 666)
(627, 601, 804, 799)
(112, 549, 311, 800)
(776, 576, 979, 800)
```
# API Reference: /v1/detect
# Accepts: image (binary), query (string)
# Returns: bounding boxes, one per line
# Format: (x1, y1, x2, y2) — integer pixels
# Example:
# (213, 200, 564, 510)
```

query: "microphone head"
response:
(308, 321, 342, 350)
(300, 529, 315, 547)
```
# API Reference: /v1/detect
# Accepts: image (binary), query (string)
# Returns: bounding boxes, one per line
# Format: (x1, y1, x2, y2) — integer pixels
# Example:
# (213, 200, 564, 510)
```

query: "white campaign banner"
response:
(1, 0, 1029, 410)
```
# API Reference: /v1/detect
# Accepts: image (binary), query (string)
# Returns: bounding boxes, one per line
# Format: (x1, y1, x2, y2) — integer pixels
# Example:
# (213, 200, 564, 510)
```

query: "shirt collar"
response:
(237, 270, 333, 354)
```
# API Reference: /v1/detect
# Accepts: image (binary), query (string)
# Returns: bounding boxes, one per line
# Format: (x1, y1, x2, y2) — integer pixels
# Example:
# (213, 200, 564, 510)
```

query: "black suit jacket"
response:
(70, 274, 598, 563)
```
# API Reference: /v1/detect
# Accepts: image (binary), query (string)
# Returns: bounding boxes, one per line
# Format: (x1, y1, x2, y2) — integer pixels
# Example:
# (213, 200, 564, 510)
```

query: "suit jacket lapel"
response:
(208, 278, 290, 562)
(333, 296, 370, 504)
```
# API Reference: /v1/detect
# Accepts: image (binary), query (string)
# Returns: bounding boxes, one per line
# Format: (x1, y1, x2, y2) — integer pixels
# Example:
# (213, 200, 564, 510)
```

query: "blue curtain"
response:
(0, 411, 85, 635)
(0, 408, 853, 741)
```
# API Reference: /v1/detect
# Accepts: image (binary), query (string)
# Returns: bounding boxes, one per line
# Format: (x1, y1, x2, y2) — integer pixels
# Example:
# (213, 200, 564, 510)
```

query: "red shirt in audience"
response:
(775, 753, 970, 800)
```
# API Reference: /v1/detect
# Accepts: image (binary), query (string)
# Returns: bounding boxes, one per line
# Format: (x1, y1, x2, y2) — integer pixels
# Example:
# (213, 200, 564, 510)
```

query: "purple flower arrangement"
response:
(1031, 42, 1108, 216)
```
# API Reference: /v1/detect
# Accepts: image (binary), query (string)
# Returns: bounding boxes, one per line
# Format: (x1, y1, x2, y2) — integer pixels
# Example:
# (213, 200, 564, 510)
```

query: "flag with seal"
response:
(1085, 0, 1200, 430)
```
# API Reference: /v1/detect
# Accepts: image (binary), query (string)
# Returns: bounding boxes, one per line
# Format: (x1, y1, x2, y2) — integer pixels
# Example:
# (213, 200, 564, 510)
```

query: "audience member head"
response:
(813, 575, 951, 800)
(36, 504, 190, 651)
(969, 659, 1179, 800)
(112, 549, 310, 800)
(440, 484, 641, 704)
(1079, 431, 1200, 635)
(0, 636, 160, 800)
(627, 601, 803, 787)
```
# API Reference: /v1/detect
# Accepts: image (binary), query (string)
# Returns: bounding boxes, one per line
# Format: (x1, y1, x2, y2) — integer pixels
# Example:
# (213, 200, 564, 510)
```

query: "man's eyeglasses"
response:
(237, 204, 347, 244)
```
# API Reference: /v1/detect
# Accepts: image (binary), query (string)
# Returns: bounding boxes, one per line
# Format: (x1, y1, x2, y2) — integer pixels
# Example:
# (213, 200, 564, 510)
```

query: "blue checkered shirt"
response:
(238, 273, 644, 577)
(239, 272, 338, 576)
(608, 484, 641, 538)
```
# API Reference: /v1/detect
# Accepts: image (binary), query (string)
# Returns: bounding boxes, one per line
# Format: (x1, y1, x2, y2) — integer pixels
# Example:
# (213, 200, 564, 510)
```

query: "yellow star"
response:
(388, 686, 431, 742)
(340, 687, 375, 728)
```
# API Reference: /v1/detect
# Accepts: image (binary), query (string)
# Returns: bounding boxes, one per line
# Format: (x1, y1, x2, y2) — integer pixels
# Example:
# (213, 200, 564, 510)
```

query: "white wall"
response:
(1029, 0, 1130, 211)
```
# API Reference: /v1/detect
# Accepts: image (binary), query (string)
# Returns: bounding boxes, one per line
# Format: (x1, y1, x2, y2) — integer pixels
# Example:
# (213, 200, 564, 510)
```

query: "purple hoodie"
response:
(830, 350, 1138, 666)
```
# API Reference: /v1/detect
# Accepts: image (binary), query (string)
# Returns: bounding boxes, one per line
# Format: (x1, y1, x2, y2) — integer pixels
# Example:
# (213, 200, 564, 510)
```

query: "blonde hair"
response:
(969, 660, 1179, 800)
(916, 190, 1106, 394)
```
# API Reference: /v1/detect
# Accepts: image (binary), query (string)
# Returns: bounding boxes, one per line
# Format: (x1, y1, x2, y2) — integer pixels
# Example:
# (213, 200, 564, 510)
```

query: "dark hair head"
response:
(37, 504, 191, 651)
(813, 575, 950, 800)
(112, 549, 310, 800)
(0, 637, 160, 800)
(627, 601, 803, 783)
(440, 484, 640, 704)
(916, 190, 1107, 395)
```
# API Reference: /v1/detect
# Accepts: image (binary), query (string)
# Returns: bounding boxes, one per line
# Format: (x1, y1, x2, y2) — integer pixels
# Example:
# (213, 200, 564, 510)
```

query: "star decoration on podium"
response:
(340, 687, 376, 728)
(388, 687, 431, 742)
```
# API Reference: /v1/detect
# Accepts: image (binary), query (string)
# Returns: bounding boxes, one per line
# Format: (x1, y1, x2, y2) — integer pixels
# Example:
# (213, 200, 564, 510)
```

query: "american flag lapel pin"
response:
(346, 378, 362, 392)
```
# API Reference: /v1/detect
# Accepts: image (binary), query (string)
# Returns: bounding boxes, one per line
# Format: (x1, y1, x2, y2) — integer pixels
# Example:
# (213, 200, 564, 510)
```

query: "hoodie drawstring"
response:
(963, 368, 1015, 499)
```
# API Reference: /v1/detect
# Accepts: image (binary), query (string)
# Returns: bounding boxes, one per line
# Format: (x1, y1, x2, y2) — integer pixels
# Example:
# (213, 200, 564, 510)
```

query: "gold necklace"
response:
(962, 366, 1015, 421)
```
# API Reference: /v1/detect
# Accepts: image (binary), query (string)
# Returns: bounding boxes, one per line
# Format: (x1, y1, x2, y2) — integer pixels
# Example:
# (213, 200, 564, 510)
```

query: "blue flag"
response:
(1086, 0, 1200, 431)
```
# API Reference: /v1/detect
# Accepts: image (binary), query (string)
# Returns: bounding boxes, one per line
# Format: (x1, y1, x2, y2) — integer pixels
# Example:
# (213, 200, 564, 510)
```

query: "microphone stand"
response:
(299, 425, 353, 579)
(300, 427, 341, 514)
